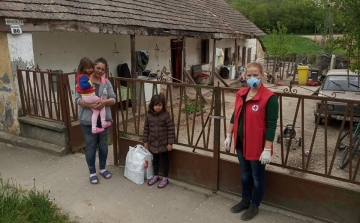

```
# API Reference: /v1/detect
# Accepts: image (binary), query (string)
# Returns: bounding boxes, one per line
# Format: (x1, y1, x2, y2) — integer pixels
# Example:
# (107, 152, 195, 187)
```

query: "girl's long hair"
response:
(148, 93, 166, 113)
(77, 57, 94, 74)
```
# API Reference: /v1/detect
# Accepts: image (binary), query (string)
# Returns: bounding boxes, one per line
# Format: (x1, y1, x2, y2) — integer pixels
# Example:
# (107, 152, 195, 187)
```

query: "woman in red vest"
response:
(224, 62, 279, 221)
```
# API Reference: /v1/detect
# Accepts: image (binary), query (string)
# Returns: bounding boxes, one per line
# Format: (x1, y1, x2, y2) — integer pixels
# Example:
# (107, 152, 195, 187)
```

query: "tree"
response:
(228, 0, 330, 34)
(266, 22, 294, 82)
(335, 0, 360, 74)
(316, 0, 360, 74)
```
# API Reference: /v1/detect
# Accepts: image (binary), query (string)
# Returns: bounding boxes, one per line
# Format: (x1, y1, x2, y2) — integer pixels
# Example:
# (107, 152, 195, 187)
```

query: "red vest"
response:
(233, 84, 275, 160)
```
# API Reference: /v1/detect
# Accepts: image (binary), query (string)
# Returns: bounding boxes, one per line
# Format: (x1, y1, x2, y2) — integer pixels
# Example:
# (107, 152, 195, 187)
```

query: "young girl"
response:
(75, 57, 111, 134)
(143, 94, 175, 188)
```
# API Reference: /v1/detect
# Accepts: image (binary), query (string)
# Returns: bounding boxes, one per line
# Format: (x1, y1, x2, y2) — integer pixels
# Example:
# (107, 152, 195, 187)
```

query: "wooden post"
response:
(234, 38, 239, 80)
(210, 39, 217, 85)
(130, 35, 137, 113)
(213, 85, 221, 191)
(181, 37, 186, 82)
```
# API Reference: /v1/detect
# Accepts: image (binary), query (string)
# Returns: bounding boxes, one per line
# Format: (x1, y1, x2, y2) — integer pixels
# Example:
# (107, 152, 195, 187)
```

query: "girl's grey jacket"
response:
(75, 77, 116, 126)
(142, 110, 175, 154)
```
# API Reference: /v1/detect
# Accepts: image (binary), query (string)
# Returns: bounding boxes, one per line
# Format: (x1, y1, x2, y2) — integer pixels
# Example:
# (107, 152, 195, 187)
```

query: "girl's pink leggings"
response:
(82, 95, 106, 128)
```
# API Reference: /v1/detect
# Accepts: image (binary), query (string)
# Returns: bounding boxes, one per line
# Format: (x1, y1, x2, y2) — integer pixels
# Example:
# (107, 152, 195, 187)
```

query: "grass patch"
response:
(0, 177, 77, 223)
(262, 35, 347, 56)
(182, 102, 204, 114)
(262, 35, 322, 55)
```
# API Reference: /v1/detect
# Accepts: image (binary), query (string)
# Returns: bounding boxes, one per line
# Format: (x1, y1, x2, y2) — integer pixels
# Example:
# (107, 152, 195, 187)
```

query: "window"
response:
(201, 39, 209, 64)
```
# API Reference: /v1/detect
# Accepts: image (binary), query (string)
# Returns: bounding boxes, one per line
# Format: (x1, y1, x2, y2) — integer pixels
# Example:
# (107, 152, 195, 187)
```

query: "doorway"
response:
(171, 39, 183, 82)
(242, 47, 246, 65)
(247, 48, 252, 63)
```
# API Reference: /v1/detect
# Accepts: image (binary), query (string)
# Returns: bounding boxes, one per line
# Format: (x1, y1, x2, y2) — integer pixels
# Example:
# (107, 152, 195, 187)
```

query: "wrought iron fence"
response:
(17, 68, 78, 124)
(111, 76, 360, 186)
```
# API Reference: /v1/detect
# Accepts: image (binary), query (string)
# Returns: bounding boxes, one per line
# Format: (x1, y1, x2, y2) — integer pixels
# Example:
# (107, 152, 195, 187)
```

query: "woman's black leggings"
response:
(152, 152, 169, 177)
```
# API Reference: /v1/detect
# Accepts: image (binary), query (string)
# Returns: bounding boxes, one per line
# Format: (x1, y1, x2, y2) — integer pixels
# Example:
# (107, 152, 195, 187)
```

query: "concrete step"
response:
(0, 131, 67, 157)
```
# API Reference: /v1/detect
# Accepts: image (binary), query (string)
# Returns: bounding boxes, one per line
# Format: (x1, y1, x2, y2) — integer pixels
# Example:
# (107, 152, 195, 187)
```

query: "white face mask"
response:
(246, 77, 260, 88)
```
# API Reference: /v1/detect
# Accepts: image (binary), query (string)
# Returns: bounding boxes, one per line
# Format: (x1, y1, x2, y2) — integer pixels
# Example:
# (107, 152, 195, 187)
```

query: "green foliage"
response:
(262, 35, 322, 55)
(108, 132, 128, 145)
(0, 177, 77, 223)
(266, 22, 294, 59)
(182, 102, 203, 114)
(119, 132, 128, 138)
(228, 0, 331, 34)
(327, 0, 360, 73)
(108, 136, 113, 145)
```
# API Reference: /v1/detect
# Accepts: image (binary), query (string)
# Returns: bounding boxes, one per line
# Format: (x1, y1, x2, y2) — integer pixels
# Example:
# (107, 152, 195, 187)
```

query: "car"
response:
(314, 69, 360, 124)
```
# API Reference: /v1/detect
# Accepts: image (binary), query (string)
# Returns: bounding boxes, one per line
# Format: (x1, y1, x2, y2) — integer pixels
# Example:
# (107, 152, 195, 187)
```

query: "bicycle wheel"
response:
(338, 131, 350, 150)
(339, 149, 350, 169)
(339, 136, 360, 169)
(338, 131, 359, 150)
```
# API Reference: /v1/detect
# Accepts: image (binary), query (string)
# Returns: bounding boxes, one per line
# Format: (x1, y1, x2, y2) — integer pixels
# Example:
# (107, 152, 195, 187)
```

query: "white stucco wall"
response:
(7, 33, 35, 115)
(184, 38, 202, 70)
(244, 38, 257, 62)
(33, 32, 130, 75)
(31, 32, 258, 83)
(8, 33, 35, 69)
(32, 32, 182, 77)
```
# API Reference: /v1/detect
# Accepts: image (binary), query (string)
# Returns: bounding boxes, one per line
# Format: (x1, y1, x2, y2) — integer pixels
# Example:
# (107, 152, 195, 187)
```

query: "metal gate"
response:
(17, 68, 84, 152)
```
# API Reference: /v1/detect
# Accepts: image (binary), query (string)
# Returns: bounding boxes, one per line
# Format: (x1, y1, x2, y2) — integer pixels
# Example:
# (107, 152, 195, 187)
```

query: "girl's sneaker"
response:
(102, 121, 112, 129)
(148, 176, 159, 186)
(92, 127, 105, 134)
(157, 178, 169, 189)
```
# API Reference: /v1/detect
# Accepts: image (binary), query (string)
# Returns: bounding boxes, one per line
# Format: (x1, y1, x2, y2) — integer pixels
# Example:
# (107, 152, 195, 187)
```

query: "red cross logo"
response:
(252, 104, 259, 112)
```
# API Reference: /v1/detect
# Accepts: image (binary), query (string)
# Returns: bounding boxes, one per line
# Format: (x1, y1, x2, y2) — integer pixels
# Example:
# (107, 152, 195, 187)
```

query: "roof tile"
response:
(0, 0, 265, 36)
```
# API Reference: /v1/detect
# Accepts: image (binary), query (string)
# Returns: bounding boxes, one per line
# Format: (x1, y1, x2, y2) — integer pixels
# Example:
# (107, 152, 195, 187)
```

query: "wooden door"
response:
(242, 47, 246, 65)
(247, 48, 252, 64)
(171, 40, 183, 82)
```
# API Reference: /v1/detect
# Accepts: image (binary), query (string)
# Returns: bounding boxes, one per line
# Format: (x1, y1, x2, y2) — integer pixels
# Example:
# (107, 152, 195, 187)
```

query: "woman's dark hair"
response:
(94, 57, 108, 68)
(77, 57, 94, 74)
(148, 93, 166, 113)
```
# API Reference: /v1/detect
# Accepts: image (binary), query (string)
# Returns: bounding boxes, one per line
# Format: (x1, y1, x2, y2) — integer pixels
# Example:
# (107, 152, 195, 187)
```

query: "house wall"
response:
(184, 38, 202, 71)
(1, 31, 259, 133)
(32, 32, 258, 81)
(0, 33, 35, 134)
(33, 33, 177, 77)
(245, 38, 257, 62)
(256, 39, 265, 61)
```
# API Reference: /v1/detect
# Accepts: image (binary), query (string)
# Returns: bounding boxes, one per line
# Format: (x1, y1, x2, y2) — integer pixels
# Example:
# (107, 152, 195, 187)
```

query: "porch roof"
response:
(0, 0, 265, 38)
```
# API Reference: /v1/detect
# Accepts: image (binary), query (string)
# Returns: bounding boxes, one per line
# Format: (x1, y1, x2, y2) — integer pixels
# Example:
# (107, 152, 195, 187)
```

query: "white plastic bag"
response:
(136, 145, 154, 179)
(124, 145, 146, 184)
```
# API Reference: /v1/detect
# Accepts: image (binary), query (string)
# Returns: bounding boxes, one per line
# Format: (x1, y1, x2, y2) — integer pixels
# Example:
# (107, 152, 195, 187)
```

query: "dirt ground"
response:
(301, 34, 343, 44)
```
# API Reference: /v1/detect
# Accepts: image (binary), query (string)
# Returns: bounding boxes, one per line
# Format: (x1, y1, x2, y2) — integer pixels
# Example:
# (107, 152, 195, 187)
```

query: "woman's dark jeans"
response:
(236, 141, 266, 207)
(152, 152, 169, 177)
(81, 124, 109, 174)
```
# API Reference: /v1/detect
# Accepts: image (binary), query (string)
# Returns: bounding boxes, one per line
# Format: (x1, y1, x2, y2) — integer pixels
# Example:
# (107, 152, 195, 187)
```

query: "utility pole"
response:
(321, 3, 333, 47)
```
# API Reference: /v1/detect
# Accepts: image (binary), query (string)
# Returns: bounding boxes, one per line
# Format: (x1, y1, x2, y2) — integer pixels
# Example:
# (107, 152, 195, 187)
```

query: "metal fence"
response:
(110, 77, 360, 222)
(17, 69, 78, 124)
(111, 77, 360, 186)
(16, 69, 360, 221)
